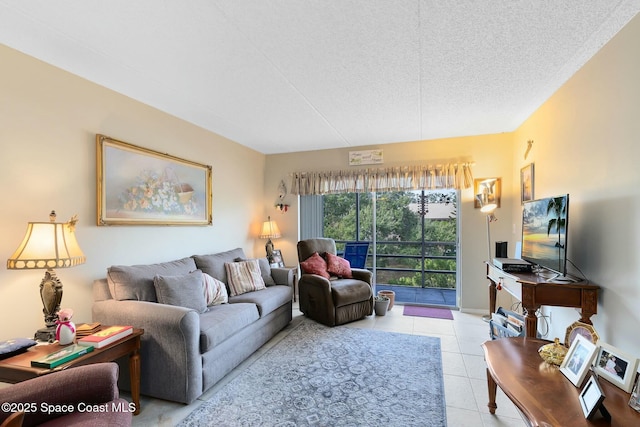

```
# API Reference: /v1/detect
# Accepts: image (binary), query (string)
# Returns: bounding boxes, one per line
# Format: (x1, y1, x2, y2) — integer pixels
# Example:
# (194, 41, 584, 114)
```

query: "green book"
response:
(30, 344, 94, 368)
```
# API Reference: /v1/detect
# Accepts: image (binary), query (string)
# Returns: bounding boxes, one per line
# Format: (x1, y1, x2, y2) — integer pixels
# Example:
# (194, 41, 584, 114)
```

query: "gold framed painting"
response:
(96, 134, 212, 226)
(520, 163, 534, 203)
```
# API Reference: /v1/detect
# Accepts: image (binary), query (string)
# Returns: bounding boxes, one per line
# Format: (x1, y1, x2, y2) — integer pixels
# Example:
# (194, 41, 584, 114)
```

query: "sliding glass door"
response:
(300, 189, 458, 307)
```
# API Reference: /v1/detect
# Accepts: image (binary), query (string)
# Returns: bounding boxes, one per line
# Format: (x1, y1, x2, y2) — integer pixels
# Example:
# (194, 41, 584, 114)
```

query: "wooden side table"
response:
(0, 327, 143, 415)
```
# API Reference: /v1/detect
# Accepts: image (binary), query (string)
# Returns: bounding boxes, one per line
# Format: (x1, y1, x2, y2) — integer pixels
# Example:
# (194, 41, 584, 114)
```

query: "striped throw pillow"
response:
(224, 259, 267, 296)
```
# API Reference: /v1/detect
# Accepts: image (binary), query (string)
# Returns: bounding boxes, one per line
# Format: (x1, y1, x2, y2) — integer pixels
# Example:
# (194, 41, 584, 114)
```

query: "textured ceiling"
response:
(1, 1, 638, 154)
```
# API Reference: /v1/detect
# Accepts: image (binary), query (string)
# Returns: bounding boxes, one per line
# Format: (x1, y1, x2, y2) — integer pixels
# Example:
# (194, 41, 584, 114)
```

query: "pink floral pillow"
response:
(325, 252, 353, 278)
(300, 252, 330, 279)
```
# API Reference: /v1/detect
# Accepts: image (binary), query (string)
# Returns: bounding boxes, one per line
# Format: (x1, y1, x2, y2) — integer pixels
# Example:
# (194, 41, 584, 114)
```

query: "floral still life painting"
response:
(97, 135, 212, 225)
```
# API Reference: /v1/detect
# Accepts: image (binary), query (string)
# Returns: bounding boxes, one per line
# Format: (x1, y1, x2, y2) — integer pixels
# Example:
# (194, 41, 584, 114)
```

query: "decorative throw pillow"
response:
(234, 256, 277, 286)
(300, 252, 330, 279)
(224, 259, 267, 296)
(202, 272, 228, 305)
(325, 252, 353, 278)
(153, 270, 207, 314)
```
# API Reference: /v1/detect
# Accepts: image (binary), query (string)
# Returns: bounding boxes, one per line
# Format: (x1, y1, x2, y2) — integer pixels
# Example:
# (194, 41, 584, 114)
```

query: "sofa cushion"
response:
(203, 272, 228, 306)
(225, 260, 266, 296)
(193, 248, 246, 285)
(154, 270, 207, 314)
(325, 252, 353, 278)
(235, 257, 276, 286)
(199, 303, 260, 352)
(228, 285, 292, 317)
(300, 252, 330, 279)
(107, 257, 197, 301)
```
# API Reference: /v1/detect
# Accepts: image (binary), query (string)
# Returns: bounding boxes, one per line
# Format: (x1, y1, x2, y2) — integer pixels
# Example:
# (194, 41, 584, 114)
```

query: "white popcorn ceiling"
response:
(0, 1, 638, 154)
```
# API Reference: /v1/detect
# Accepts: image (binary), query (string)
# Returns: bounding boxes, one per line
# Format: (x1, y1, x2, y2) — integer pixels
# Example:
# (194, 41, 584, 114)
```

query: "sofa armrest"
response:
(0, 363, 126, 426)
(92, 299, 203, 403)
(270, 267, 295, 287)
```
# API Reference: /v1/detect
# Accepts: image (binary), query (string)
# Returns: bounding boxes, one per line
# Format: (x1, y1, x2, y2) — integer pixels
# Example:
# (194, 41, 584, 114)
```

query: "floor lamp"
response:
(476, 189, 498, 322)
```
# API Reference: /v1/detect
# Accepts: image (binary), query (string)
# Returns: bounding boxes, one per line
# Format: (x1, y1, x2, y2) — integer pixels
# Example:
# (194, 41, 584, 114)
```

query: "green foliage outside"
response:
(322, 190, 457, 289)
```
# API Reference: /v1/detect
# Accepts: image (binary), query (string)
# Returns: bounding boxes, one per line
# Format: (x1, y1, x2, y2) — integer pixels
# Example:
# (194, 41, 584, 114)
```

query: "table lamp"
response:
(6, 210, 86, 342)
(259, 216, 281, 259)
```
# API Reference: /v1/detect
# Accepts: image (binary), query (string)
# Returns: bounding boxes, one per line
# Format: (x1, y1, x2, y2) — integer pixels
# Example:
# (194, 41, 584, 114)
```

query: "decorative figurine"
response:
(55, 308, 76, 345)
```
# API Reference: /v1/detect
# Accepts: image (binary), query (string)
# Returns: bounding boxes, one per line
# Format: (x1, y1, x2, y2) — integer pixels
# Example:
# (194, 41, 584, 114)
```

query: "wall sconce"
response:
(275, 203, 289, 213)
(6, 211, 86, 342)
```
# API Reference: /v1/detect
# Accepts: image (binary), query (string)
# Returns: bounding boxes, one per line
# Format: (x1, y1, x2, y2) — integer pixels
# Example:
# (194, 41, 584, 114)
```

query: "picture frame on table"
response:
(520, 163, 534, 203)
(564, 321, 600, 348)
(579, 373, 608, 420)
(593, 342, 639, 393)
(269, 249, 284, 268)
(560, 334, 599, 387)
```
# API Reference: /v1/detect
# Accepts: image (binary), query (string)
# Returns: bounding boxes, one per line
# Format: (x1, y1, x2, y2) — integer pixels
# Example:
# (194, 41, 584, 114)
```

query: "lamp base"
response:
(35, 325, 56, 343)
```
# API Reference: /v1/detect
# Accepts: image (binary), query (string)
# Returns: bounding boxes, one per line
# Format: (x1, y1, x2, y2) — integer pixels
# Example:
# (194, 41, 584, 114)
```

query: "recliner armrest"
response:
(350, 268, 373, 284)
(0, 363, 128, 426)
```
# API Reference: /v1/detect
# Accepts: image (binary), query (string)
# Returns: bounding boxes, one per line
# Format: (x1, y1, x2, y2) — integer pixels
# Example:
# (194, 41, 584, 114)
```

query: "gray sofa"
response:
(92, 248, 293, 404)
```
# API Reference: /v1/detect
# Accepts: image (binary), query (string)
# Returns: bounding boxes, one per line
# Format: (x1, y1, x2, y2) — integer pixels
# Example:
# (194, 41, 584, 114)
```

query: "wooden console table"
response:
(483, 337, 640, 426)
(0, 328, 143, 415)
(487, 263, 599, 338)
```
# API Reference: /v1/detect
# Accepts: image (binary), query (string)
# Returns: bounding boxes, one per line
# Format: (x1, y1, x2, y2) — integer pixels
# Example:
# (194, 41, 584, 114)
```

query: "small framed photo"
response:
(520, 163, 534, 203)
(629, 374, 640, 412)
(579, 373, 606, 419)
(560, 334, 599, 387)
(269, 249, 284, 268)
(594, 342, 639, 393)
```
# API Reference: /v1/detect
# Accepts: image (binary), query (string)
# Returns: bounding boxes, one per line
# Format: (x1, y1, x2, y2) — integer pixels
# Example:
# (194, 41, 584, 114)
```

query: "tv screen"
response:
(521, 194, 569, 278)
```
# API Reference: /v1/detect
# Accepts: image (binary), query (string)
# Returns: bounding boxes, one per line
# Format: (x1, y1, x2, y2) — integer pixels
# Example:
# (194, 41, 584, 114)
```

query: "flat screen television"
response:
(521, 194, 573, 282)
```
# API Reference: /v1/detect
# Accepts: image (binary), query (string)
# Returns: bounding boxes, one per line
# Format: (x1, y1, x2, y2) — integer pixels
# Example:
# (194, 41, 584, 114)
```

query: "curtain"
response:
(290, 163, 473, 195)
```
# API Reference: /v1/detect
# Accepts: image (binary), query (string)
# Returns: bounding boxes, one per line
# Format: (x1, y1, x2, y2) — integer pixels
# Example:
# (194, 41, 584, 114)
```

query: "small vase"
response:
(374, 297, 390, 316)
(377, 290, 395, 311)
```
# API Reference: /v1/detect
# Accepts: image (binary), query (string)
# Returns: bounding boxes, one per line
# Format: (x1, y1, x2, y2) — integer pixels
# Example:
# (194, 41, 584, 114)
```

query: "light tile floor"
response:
(129, 303, 527, 426)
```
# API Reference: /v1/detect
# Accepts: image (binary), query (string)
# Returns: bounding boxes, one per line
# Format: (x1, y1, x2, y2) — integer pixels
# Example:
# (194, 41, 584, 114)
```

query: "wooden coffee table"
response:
(483, 337, 640, 426)
(0, 327, 143, 415)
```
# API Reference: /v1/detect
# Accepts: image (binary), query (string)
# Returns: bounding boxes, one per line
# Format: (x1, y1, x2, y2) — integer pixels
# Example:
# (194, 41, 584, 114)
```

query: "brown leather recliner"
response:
(297, 238, 373, 326)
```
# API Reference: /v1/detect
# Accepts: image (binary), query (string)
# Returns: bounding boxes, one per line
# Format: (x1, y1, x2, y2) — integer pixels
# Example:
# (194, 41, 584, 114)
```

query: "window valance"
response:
(290, 163, 474, 195)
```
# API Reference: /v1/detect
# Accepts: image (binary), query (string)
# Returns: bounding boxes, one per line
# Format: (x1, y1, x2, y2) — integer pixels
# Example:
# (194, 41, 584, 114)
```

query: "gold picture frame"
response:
(520, 163, 534, 203)
(473, 178, 501, 209)
(96, 135, 212, 226)
(564, 321, 599, 348)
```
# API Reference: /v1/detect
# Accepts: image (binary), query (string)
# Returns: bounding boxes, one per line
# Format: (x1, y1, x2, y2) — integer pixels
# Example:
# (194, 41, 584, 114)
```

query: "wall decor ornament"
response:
(96, 135, 212, 225)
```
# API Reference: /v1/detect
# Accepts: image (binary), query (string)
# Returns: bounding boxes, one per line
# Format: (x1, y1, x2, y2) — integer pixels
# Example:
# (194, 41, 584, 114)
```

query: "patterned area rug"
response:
(179, 320, 446, 426)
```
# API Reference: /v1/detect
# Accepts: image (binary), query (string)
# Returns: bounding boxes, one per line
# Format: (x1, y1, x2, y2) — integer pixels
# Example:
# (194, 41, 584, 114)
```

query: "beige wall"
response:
(266, 13, 640, 358)
(265, 133, 516, 312)
(0, 45, 268, 340)
(513, 14, 640, 356)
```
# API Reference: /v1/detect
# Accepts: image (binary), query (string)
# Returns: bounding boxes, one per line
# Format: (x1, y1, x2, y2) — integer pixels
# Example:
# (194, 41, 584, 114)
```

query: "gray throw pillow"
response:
(192, 248, 247, 284)
(153, 270, 207, 314)
(107, 257, 197, 301)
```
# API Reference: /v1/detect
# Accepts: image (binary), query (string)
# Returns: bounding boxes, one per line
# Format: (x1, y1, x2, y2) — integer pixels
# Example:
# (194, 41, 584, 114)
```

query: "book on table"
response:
(31, 344, 95, 368)
(75, 322, 101, 337)
(77, 325, 133, 348)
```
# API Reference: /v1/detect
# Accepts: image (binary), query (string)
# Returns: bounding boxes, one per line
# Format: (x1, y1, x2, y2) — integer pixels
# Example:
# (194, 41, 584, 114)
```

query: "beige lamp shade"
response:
(7, 219, 85, 270)
(259, 216, 281, 239)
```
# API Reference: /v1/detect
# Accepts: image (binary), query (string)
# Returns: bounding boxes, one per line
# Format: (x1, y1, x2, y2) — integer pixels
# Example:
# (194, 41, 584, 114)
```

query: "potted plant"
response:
(374, 295, 390, 316)
(377, 290, 395, 311)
